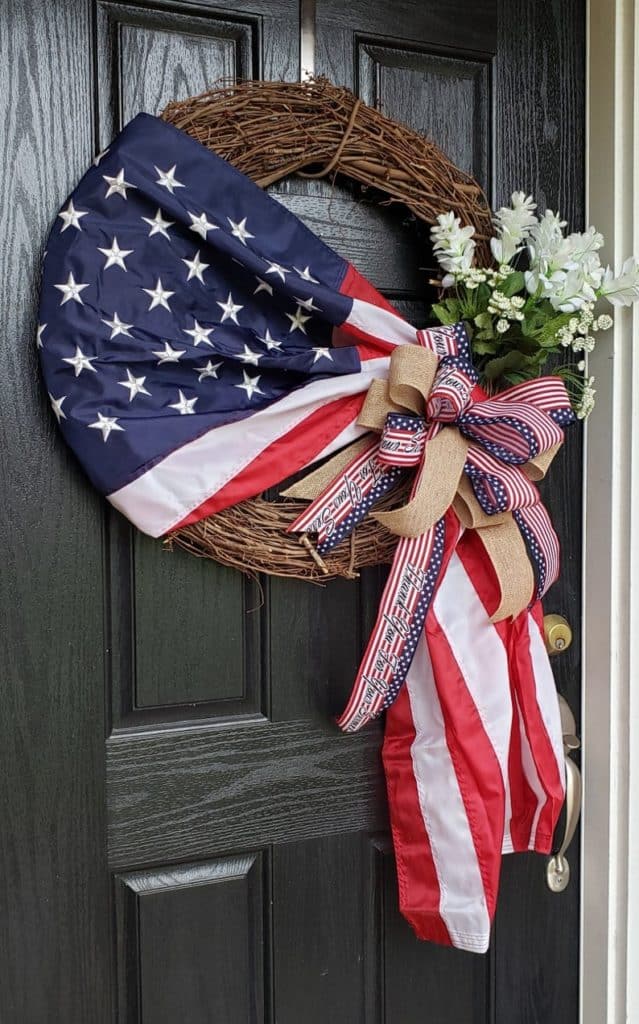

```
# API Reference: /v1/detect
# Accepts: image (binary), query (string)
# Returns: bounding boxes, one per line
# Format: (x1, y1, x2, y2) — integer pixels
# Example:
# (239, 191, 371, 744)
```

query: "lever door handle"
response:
(546, 695, 582, 893)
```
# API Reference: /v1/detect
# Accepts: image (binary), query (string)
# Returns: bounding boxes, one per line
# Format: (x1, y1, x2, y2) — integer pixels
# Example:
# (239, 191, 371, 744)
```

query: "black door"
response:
(0, 1, 584, 1021)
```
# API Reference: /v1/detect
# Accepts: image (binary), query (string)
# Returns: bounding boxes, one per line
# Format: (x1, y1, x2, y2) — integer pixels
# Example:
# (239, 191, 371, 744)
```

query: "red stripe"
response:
(333, 264, 402, 359)
(382, 685, 452, 946)
(506, 692, 538, 852)
(509, 607, 565, 851)
(173, 390, 366, 528)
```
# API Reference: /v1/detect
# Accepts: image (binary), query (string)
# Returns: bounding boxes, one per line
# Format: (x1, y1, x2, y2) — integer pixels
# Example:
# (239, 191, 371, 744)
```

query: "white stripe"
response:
(347, 297, 419, 347)
(433, 552, 514, 851)
(406, 632, 491, 952)
(526, 614, 566, 787)
(108, 357, 390, 537)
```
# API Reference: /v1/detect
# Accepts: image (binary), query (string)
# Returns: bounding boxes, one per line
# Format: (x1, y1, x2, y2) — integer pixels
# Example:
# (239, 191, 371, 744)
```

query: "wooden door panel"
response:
(315, 0, 496, 87)
(132, 536, 260, 709)
(273, 188, 428, 294)
(491, 3, 584, 1020)
(268, 574, 365, 723)
(272, 835, 368, 1023)
(116, 854, 266, 1022)
(358, 44, 491, 184)
(0, 1, 113, 1019)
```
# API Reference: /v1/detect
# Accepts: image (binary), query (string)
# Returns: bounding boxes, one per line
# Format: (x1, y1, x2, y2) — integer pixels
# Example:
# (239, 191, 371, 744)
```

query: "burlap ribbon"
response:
(285, 343, 563, 621)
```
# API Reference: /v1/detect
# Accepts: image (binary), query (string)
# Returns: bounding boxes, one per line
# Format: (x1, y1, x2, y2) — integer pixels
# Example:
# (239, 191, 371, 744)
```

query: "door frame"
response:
(583, 2, 639, 1021)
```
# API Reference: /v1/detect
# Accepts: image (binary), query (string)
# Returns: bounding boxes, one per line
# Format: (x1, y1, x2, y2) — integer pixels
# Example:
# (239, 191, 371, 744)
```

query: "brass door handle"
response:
(546, 695, 582, 892)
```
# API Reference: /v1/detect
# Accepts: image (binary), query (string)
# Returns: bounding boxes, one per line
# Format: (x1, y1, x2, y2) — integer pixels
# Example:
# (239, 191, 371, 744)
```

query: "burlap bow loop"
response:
(364, 346, 565, 556)
(287, 333, 574, 624)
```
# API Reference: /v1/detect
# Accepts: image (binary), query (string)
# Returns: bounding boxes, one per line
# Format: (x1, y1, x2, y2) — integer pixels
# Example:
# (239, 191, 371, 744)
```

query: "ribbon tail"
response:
(337, 509, 462, 732)
(514, 503, 560, 600)
(286, 437, 404, 553)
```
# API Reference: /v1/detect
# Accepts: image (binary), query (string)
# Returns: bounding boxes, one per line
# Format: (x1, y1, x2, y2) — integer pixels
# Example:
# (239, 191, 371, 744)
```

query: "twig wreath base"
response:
(166, 486, 410, 582)
(161, 79, 491, 579)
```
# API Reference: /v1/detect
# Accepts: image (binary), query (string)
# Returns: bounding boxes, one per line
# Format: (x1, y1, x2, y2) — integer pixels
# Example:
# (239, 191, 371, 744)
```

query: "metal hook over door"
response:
(546, 694, 582, 893)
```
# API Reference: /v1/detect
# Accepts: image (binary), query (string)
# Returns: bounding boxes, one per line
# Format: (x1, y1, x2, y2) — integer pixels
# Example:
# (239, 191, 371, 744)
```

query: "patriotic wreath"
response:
(38, 79, 639, 952)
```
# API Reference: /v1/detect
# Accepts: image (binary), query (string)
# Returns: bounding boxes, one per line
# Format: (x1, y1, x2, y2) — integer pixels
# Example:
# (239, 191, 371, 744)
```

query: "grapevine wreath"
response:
(160, 78, 493, 580)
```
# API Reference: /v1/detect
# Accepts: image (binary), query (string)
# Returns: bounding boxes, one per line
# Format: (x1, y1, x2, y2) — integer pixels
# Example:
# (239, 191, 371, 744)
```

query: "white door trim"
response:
(583, 2, 639, 1021)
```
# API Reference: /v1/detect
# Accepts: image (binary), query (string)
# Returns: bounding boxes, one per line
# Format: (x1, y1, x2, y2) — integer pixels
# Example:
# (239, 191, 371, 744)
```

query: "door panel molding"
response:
(115, 852, 267, 1021)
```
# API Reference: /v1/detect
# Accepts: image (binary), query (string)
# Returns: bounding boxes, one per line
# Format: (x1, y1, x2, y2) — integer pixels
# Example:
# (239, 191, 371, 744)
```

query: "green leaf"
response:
(472, 338, 500, 355)
(474, 312, 493, 331)
(483, 350, 527, 379)
(431, 300, 460, 326)
(508, 333, 539, 355)
(500, 271, 526, 297)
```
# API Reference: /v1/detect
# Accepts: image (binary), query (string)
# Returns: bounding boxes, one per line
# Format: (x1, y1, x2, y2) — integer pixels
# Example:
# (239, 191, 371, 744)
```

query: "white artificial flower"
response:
(496, 318, 510, 334)
(576, 376, 597, 419)
(596, 313, 613, 330)
(577, 360, 586, 371)
(577, 305, 595, 332)
(490, 191, 537, 264)
(564, 227, 605, 270)
(546, 268, 598, 312)
(431, 212, 476, 277)
(600, 257, 639, 306)
(558, 325, 573, 347)
(526, 210, 568, 276)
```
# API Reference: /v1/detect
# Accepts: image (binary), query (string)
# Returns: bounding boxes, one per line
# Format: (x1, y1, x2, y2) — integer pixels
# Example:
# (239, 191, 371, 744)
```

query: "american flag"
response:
(38, 112, 417, 536)
(38, 111, 566, 954)
(384, 524, 566, 952)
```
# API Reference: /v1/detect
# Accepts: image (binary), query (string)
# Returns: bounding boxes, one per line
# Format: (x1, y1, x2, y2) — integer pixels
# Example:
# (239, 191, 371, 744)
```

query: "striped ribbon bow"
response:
(287, 323, 575, 732)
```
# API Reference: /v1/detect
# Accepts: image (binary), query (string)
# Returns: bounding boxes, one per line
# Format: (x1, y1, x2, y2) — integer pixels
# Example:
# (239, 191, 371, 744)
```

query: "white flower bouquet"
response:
(430, 193, 639, 417)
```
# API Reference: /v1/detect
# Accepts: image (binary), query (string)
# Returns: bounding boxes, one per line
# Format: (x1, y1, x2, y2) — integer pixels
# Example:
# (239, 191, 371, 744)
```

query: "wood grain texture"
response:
(272, 835, 367, 1023)
(133, 533, 262, 710)
(107, 720, 387, 869)
(377, 837, 490, 1024)
(271, 186, 431, 294)
(268, 573, 362, 723)
(0, 1, 112, 1021)
(493, 0, 585, 1021)
(316, 0, 497, 91)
